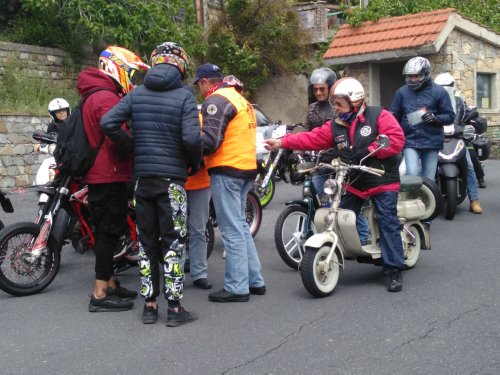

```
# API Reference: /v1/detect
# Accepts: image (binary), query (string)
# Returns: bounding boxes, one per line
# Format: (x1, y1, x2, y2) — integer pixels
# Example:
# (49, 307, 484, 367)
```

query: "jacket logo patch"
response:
(360, 126, 371, 136)
(334, 135, 345, 143)
(207, 104, 218, 115)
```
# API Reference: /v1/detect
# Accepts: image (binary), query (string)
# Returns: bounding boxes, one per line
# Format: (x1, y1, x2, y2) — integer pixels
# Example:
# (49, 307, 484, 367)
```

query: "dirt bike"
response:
(297, 135, 438, 298)
(254, 124, 307, 208)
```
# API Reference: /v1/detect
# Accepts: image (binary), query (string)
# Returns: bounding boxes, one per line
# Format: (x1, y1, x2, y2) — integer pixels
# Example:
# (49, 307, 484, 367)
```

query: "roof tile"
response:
(324, 8, 455, 59)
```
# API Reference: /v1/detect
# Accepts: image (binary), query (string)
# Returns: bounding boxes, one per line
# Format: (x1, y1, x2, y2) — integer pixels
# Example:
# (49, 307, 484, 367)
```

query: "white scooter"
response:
(298, 135, 435, 298)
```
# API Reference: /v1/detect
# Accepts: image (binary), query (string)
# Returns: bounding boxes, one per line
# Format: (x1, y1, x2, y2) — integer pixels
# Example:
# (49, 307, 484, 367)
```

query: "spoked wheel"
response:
(0, 222, 61, 296)
(245, 191, 262, 237)
(274, 205, 316, 269)
(402, 224, 421, 268)
(300, 244, 341, 298)
(255, 179, 275, 209)
(444, 178, 458, 220)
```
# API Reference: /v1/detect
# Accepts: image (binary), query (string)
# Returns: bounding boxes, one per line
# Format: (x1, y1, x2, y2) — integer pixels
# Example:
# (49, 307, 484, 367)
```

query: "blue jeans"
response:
(187, 188, 211, 280)
(210, 174, 265, 294)
(466, 150, 479, 201)
(404, 148, 439, 181)
(340, 192, 406, 275)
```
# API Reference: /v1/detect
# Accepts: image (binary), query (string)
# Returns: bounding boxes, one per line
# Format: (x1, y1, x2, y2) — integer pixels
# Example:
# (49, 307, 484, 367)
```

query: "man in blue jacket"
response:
(101, 42, 202, 327)
(390, 56, 455, 180)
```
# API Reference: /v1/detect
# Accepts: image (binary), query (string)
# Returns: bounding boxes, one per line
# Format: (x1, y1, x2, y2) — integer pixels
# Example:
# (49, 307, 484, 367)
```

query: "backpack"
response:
(53, 88, 112, 177)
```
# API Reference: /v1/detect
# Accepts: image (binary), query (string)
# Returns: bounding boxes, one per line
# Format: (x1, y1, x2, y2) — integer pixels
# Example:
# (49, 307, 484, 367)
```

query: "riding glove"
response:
(421, 112, 439, 125)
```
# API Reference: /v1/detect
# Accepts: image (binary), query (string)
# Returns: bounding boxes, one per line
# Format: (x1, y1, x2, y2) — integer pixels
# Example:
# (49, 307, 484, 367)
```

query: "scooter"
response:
(437, 108, 479, 220)
(298, 135, 434, 298)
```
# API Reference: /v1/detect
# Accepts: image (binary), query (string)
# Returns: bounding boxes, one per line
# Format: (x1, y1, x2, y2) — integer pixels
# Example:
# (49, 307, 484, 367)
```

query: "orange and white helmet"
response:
(330, 77, 366, 106)
(98, 46, 150, 94)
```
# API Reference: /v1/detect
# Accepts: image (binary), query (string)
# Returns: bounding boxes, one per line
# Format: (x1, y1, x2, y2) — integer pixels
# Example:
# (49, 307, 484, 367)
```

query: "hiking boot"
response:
(166, 306, 198, 327)
(469, 200, 483, 214)
(89, 294, 134, 312)
(386, 270, 402, 293)
(142, 305, 158, 324)
(108, 279, 138, 300)
(478, 178, 486, 188)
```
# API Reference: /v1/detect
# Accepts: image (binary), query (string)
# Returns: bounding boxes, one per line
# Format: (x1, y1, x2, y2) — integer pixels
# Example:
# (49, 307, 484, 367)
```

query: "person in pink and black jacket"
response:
(264, 77, 407, 293)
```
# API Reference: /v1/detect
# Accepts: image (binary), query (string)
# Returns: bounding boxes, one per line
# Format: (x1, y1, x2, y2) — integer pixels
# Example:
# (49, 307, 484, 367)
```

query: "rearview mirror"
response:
(376, 135, 390, 149)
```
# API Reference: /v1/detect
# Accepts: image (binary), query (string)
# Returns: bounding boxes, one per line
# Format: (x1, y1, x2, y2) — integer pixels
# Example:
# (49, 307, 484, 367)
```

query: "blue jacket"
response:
(101, 64, 202, 181)
(390, 80, 455, 149)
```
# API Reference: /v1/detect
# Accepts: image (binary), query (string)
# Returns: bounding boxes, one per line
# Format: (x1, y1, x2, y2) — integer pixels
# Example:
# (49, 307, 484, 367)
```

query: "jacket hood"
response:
(144, 64, 183, 91)
(77, 68, 119, 96)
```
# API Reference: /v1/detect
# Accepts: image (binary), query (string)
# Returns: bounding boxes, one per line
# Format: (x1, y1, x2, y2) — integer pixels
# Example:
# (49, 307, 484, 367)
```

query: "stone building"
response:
(323, 8, 499, 134)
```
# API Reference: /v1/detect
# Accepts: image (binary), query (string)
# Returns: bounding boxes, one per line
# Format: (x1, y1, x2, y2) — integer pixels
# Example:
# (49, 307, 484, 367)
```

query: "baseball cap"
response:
(193, 63, 223, 84)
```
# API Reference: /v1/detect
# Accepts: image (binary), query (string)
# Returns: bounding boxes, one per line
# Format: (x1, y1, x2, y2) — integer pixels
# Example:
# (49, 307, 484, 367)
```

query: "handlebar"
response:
(33, 130, 57, 144)
(297, 159, 385, 177)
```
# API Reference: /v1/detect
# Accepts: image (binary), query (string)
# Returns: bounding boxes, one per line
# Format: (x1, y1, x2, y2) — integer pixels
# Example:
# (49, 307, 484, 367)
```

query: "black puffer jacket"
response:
(304, 100, 334, 131)
(101, 64, 202, 182)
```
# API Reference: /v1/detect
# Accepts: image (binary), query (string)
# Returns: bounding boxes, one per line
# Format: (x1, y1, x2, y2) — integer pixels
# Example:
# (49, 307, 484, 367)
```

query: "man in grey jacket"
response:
(101, 42, 202, 327)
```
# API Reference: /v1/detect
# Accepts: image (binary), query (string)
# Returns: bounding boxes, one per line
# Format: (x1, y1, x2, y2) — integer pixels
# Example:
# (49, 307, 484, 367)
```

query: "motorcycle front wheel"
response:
(246, 191, 262, 238)
(403, 224, 421, 268)
(255, 178, 275, 209)
(444, 178, 458, 220)
(0, 222, 61, 296)
(300, 244, 341, 298)
(274, 205, 316, 269)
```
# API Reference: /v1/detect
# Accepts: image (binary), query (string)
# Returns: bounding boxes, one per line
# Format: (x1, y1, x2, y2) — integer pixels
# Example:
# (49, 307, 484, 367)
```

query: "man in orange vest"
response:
(195, 63, 266, 302)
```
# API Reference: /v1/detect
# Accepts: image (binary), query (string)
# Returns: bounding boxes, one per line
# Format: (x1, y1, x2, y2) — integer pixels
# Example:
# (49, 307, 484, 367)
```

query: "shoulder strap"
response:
(363, 106, 382, 127)
(79, 87, 115, 151)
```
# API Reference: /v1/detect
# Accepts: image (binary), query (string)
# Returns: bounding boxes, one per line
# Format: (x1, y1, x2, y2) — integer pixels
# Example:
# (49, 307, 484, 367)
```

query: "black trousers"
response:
(88, 183, 128, 281)
(134, 178, 187, 302)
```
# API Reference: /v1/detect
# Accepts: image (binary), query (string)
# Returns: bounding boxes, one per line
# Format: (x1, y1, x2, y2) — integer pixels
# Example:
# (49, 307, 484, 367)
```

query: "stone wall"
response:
(0, 114, 49, 188)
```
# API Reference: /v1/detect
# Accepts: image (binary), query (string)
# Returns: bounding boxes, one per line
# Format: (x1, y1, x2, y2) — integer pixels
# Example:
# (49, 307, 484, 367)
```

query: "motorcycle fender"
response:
(304, 233, 345, 267)
(438, 163, 459, 178)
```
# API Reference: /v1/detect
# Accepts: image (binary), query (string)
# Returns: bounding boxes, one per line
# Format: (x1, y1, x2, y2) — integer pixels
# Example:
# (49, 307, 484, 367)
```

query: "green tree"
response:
(344, 0, 499, 32)
(5, 0, 204, 63)
(205, 0, 311, 98)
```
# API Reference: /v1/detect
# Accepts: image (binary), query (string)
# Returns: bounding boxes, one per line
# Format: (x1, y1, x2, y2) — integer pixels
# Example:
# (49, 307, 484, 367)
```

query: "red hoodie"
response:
(77, 68, 132, 184)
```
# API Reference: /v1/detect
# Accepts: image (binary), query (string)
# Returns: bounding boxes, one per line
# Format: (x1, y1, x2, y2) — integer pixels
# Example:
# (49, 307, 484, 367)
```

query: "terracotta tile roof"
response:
(323, 8, 455, 60)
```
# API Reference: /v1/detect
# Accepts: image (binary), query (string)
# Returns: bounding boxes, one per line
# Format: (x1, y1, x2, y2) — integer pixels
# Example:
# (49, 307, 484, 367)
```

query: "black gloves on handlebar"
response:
(338, 147, 370, 165)
(319, 148, 339, 163)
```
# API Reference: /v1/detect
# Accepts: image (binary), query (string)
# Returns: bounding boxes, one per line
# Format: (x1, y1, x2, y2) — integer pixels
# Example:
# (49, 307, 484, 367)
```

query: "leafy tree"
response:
(344, 0, 499, 32)
(4, 0, 204, 63)
(205, 0, 311, 98)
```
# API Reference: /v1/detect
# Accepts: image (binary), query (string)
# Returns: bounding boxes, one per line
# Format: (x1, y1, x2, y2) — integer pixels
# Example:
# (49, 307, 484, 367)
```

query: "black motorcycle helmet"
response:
(307, 67, 337, 104)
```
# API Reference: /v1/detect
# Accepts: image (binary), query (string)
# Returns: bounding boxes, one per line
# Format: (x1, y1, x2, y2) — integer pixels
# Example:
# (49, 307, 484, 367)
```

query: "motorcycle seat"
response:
(399, 175, 422, 193)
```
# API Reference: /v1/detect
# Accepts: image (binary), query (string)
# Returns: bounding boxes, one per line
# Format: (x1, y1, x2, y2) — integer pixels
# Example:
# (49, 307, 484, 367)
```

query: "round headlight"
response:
(323, 178, 339, 195)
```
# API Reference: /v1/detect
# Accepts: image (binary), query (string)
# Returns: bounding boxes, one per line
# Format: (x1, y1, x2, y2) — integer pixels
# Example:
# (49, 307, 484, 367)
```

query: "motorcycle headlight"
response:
(323, 179, 339, 196)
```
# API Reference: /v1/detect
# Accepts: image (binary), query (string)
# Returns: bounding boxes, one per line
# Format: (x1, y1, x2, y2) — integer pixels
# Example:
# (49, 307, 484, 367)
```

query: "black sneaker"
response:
(108, 279, 138, 300)
(89, 294, 134, 312)
(208, 289, 250, 302)
(142, 305, 158, 324)
(478, 178, 486, 188)
(166, 306, 198, 327)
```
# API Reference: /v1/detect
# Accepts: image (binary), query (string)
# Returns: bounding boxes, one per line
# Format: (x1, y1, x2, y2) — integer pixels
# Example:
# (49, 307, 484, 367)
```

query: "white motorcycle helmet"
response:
(48, 98, 71, 121)
(330, 77, 366, 106)
(434, 72, 455, 87)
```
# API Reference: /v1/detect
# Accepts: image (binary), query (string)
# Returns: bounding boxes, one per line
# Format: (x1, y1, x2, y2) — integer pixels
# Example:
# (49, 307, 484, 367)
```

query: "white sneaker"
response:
(222, 250, 226, 259)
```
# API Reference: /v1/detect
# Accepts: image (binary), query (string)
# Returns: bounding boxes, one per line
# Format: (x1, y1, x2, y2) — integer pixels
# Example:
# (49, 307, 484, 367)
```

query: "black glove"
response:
(338, 147, 369, 165)
(422, 112, 438, 124)
(319, 148, 338, 163)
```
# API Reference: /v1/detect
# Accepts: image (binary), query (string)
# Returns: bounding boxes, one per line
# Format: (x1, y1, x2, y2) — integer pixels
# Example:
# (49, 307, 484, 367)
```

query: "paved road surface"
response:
(0, 161, 499, 374)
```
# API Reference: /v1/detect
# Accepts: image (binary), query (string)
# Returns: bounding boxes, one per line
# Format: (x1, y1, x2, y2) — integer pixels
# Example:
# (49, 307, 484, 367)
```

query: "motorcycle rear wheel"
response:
(300, 244, 341, 298)
(274, 205, 316, 269)
(403, 224, 421, 268)
(0, 222, 60, 296)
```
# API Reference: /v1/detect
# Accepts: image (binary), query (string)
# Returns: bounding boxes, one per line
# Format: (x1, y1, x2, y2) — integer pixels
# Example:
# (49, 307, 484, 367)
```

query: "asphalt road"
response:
(0, 162, 499, 375)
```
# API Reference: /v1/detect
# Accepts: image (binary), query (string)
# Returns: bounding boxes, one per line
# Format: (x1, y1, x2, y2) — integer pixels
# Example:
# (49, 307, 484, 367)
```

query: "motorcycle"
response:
(463, 108, 490, 188)
(254, 123, 307, 208)
(297, 135, 436, 298)
(437, 107, 479, 220)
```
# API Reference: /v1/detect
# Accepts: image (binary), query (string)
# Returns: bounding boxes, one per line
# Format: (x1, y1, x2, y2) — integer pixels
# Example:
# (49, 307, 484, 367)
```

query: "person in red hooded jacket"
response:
(78, 46, 149, 312)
